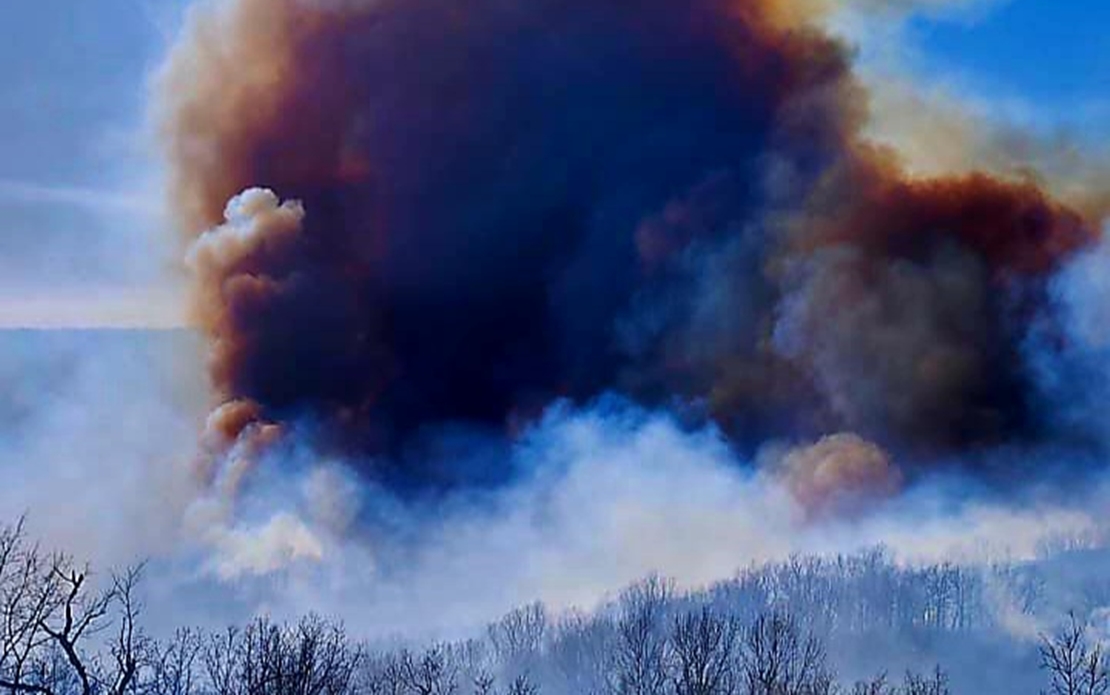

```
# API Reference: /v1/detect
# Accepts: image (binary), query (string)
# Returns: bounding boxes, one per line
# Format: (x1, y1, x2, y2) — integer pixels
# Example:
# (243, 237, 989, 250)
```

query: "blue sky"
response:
(907, 1, 1110, 118)
(0, 0, 187, 327)
(0, 0, 1105, 327)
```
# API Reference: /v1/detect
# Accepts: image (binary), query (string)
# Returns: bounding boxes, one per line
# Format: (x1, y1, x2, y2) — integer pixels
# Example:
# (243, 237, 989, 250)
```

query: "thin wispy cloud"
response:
(0, 179, 159, 216)
(0, 289, 186, 330)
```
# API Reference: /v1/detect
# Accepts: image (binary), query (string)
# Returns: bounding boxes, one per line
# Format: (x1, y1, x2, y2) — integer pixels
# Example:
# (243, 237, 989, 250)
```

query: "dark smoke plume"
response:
(163, 0, 1098, 490)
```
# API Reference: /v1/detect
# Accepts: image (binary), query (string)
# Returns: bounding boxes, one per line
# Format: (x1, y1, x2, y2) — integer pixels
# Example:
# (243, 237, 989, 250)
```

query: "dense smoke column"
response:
(767, 162, 1092, 453)
(164, 0, 1097, 487)
(165, 0, 855, 472)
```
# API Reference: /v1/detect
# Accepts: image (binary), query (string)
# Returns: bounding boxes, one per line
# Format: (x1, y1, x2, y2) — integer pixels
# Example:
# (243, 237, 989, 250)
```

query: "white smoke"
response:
(164, 398, 1109, 639)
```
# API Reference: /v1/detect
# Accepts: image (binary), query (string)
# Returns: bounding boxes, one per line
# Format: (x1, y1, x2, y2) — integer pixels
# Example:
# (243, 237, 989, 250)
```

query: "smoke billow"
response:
(161, 0, 1101, 501)
(764, 433, 902, 519)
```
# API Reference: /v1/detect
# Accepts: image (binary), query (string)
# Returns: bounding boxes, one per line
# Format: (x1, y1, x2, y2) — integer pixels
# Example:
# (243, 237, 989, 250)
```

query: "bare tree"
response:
(738, 613, 835, 695)
(390, 645, 459, 695)
(103, 565, 146, 695)
(670, 607, 740, 695)
(550, 611, 613, 695)
(506, 673, 538, 695)
(471, 671, 496, 695)
(0, 518, 58, 694)
(357, 651, 408, 695)
(489, 605, 547, 662)
(447, 637, 495, 695)
(609, 576, 673, 695)
(142, 628, 202, 695)
(1041, 613, 1110, 695)
(900, 667, 949, 695)
(202, 615, 361, 695)
(851, 674, 892, 695)
(203, 626, 241, 695)
(489, 604, 547, 687)
(0, 519, 146, 695)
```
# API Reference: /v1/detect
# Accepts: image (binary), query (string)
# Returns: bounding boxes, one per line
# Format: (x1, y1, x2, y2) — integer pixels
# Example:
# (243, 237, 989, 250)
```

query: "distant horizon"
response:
(0, 325, 193, 332)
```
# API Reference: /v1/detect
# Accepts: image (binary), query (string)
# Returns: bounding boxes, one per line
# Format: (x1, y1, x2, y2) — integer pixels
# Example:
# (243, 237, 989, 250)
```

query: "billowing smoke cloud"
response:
(161, 0, 1100, 501)
(771, 170, 1089, 452)
(763, 433, 902, 519)
(861, 78, 1110, 221)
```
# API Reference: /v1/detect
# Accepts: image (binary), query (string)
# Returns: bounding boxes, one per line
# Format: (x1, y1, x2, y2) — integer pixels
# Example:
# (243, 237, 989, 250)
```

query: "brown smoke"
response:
(771, 433, 903, 519)
(862, 78, 1110, 221)
(764, 153, 1093, 449)
(161, 0, 1101, 489)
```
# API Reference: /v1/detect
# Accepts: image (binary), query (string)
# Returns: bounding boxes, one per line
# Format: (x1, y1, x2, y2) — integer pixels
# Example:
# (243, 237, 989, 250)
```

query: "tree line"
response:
(0, 518, 1103, 695)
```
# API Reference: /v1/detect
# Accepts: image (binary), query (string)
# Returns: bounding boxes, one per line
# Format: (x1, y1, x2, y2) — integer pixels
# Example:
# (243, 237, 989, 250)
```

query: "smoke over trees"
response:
(1, 518, 1108, 694)
(10, 1, 1110, 693)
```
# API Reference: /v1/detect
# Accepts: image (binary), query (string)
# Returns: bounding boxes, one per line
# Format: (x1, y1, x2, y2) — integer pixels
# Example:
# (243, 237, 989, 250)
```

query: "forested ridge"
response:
(1, 518, 1107, 695)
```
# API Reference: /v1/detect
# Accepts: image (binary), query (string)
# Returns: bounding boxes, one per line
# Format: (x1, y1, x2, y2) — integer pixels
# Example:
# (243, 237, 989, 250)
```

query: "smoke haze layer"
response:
(162, 0, 1101, 492)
